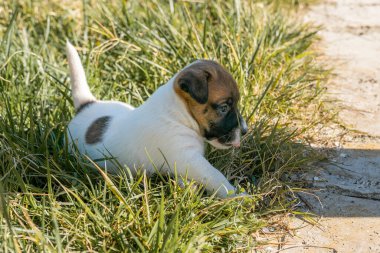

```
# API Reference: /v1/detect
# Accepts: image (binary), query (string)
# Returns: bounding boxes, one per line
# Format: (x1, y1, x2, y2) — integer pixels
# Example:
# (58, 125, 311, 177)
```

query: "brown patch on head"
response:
(85, 116, 111, 144)
(174, 60, 240, 137)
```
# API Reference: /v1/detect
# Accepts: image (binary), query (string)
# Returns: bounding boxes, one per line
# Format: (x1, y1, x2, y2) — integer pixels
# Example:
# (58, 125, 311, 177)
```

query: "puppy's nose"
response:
(241, 126, 248, 136)
(239, 117, 248, 136)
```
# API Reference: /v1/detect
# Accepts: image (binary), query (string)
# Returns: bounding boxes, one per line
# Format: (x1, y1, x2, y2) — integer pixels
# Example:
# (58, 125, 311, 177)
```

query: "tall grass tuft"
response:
(0, 0, 326, 251)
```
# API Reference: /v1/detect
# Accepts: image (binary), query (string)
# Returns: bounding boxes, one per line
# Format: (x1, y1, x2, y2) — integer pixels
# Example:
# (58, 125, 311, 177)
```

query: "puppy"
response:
(66, 41, 248, 198)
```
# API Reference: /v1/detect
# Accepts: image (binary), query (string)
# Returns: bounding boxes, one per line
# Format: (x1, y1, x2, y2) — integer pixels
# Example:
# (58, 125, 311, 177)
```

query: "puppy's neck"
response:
(142, 78, 201, 134)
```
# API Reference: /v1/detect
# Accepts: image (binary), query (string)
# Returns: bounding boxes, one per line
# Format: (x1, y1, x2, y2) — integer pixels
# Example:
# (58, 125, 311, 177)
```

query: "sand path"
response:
(281, 1, 380, 252)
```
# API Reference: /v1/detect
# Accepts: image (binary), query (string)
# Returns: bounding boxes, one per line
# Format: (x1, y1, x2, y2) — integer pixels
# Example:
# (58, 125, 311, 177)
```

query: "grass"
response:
(0, 0, 327, 252)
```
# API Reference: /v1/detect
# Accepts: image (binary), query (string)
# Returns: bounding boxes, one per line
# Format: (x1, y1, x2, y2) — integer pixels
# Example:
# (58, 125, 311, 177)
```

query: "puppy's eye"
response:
(217, 103, 230, 115)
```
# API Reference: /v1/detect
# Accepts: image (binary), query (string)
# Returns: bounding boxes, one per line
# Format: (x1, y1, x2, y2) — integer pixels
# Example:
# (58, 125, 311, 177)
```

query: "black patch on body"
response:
(205, 110, 239, 144)
(77, 101, 96, 114)
(85, 116, 111, 144)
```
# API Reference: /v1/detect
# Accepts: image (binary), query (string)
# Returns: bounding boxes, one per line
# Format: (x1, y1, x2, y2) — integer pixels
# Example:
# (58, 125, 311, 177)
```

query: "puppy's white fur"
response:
(66, 41, 241, 198)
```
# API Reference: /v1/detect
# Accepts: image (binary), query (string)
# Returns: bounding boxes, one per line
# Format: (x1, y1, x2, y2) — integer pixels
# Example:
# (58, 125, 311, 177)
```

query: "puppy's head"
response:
(174, 60, 248, 149)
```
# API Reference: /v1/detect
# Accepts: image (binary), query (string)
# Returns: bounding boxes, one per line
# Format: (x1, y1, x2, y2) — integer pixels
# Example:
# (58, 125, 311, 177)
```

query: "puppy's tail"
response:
(66, 41, 96, 111)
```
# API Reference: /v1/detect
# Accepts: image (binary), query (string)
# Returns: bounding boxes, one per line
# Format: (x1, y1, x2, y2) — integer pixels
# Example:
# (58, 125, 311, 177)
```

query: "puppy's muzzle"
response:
(206, 113, 248, 149)
(227, 114, 248, 148)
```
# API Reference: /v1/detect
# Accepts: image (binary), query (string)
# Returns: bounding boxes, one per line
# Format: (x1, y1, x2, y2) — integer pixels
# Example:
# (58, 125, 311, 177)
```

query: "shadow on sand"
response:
(297, 145, 380, 217)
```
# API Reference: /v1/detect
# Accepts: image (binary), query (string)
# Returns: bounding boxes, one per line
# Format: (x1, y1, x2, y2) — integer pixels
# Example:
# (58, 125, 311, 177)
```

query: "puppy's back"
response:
(67, 101, 134, 170)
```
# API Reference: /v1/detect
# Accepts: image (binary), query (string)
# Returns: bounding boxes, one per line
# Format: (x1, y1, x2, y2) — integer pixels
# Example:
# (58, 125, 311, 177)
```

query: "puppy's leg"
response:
(183, 155, 237, 198)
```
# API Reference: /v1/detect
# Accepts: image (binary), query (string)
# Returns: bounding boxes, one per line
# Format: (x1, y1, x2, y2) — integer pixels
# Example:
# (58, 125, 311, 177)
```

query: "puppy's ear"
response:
(177, 69, 210, 104)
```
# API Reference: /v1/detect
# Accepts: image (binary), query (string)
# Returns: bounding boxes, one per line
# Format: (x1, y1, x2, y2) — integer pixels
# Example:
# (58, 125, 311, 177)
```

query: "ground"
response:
(281, 0, 380, 252)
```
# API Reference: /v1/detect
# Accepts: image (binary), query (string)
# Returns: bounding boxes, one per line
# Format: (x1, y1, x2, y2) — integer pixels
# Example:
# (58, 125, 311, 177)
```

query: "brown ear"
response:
(177, 69, 209, 104)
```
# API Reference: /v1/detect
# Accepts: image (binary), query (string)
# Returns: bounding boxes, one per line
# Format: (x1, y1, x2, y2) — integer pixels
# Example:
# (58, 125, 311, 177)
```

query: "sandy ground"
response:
(279, 0, 380, 252)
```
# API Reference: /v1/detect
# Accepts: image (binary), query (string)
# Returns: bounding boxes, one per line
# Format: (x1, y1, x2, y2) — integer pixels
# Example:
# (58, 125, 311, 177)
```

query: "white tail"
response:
(66, 41, 96, 110)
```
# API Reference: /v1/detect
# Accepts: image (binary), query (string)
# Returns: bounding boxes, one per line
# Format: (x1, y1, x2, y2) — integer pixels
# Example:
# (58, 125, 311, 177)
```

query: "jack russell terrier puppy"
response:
(66, 41, 248, 198)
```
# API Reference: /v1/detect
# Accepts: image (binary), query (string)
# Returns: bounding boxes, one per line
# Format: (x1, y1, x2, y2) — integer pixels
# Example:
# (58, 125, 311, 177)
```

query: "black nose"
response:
(237, 113, 248, 136)
(241, 126, 247, 136)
